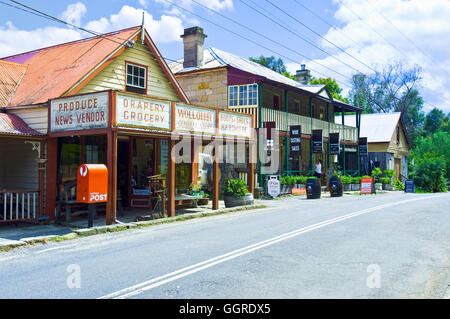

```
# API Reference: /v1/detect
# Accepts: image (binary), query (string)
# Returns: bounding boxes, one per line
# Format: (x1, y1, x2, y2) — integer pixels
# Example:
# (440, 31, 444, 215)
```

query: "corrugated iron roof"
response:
(1, 26, 141, 106)
(335, 112, 402, 143)
(170, 47, 327, 95)
(0, 60, 28, 107)
(0, 112, 41, 136)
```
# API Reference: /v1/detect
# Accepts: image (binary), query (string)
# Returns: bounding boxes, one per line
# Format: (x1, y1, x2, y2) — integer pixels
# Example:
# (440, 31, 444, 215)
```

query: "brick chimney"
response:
(296, 64, 311, 85)
(181, 26, 207, 69)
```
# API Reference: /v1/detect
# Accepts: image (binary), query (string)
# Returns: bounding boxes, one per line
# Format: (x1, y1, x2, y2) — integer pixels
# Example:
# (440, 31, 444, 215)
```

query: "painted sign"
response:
(360, 177, 373, 194)
(77, 164, 108, 203)
(267, 175, 280, 197)
(359, 137, 368, 157)
(291, 187, 306, 195)
(290, 125, 302, 156)
(329, 132, 340, 155)
(405, 180, 415, 193)
(116, 93, 171, 131)
(175, 104, 216, 134)
(218, 111, 252, 138)
(50, 91, 108, 132)
(312, 129, 323, 153)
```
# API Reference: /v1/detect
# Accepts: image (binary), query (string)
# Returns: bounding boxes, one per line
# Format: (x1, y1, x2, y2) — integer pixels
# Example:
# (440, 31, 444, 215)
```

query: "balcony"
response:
(227, 106, 358, 142)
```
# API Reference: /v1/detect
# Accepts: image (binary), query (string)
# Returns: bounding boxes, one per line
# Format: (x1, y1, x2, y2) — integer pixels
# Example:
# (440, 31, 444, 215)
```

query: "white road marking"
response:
(35, 244, 78, 254)
(100, 194, 448, 299)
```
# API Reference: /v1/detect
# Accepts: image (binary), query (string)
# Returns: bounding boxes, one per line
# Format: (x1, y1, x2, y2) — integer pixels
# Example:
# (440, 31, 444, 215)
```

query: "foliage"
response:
(351, 176, 362, 184)
(249, 56, 287, 74)
(341, 175, 352, 184)
(280, 175, 309, 185)
(310, 77, 349, 103)
(414, 157, 447, 193)
(371, 167, 382, 182)
(225, 179, 249, 198)
(384, 169, 395, 179)
(393, 179, 405, 191)
(380, 177, 392, 184)
(423, 108, 447, 136)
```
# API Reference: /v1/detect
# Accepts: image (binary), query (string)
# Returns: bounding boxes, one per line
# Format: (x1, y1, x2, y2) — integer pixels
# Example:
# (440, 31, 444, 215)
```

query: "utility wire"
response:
(263, 0, 377, 74)
(189, 0, 353, 84)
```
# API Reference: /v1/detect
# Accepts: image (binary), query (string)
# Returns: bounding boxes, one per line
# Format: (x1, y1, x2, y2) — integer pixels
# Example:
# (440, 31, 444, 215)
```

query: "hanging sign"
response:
(329, 132, 340, 155)
(359, 137, 368, 157)
(360, 177, 373, 194)
(290, 125, 302, 156)
(312, 129, 323, 153)
(50, 91, 109, 133)
(175, 104, 216, 134)
(116, 93, 171, 131)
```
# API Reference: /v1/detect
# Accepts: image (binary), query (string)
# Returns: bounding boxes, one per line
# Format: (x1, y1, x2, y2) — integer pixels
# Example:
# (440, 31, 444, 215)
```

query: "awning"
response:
(0, 112, 41, 136)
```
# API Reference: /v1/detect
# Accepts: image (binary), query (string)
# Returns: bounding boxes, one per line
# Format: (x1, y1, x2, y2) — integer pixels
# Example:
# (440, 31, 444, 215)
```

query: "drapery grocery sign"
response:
(116, 93, 171, 131)
(218, 111, 252, 138)
(175, 104, 216, 134)
(50, 91, 109, 132)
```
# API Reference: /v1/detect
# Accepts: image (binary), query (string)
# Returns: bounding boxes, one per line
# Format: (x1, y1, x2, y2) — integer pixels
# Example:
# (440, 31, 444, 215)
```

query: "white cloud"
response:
(138, 0, 149, 8)
(155, 0, 234, 11)
(287, 0, 450, 113)
(61, 2, 87, 26)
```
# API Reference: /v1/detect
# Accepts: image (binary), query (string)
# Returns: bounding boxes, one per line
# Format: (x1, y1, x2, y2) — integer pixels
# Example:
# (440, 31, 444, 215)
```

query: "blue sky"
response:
(1, 0, 449, 113)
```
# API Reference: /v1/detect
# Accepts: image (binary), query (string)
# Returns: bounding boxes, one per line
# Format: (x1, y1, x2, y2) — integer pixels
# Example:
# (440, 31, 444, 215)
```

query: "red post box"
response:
(77, 164, 108, 203)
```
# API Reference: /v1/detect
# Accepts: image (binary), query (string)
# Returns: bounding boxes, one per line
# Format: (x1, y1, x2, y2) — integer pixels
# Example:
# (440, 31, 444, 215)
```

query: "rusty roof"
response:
(0, 112, 41, 136)
(1, 26, 141, 106)
(0, 60, 28, 107)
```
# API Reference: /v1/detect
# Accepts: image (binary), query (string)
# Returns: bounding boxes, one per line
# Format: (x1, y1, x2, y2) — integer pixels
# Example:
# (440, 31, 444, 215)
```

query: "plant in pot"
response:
(341, 175, 352, 191)
(371, 167, 383, 191)
(380, 177, 393, 191)
(351, 176, 362, 191)
(383, 169, 395, 190)
(393, 179, 405, 191)
(224, 179, 251, 208)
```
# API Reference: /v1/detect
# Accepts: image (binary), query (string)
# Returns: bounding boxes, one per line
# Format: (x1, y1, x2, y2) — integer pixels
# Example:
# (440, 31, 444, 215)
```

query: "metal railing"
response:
(0, 190, 39, 222)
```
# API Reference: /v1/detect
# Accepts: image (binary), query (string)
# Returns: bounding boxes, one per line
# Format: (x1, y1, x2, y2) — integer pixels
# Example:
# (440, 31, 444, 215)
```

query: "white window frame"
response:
(126, 62, 147, 90)
(228, 84, 258, 107)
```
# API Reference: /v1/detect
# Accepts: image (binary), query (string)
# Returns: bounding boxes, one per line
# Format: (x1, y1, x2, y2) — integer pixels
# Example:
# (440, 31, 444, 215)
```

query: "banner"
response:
(289, 125, 302, 156)
(312, 129, 323, 153)
(329, 132, 340, 155)
(359, 137, 368, 157)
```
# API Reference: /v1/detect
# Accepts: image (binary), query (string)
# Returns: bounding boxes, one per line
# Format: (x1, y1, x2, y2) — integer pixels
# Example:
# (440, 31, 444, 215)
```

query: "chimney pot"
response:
(296, 65, 311, 85)
(181, 26, 207, 69)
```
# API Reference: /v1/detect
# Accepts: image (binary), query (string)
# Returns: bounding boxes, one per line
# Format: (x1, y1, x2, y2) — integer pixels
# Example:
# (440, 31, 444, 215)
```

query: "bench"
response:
(175, 194, 204, 208)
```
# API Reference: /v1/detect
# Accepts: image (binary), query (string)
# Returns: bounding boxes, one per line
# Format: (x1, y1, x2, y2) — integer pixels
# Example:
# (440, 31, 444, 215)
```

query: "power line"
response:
(263, 0, 377, 74)
(188, 0, 353, 84)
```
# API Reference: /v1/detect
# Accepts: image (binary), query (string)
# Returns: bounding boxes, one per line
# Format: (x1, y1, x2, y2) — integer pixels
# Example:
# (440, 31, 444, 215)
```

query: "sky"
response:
(0, 0, 449, 113)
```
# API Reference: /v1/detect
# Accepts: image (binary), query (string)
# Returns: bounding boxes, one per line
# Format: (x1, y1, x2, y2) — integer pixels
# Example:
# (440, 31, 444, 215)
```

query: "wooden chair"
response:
(55, 180, 85, 223)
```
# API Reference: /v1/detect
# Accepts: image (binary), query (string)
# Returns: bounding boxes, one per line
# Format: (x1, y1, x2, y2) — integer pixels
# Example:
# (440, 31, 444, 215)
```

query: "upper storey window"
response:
(126, 62, 147, 95)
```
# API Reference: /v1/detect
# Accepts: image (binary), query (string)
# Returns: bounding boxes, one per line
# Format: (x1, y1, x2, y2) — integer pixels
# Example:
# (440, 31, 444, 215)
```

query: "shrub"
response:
(393, 179, 405, 191)
(341, 175, 352, 184)
(380, 177, 392, 184)
(414, 157, 447, 193)
(384, 169, 395, 179)
(371, 167, 382, 182)
(351, 176, 362, 184)
(225, 179, 249, 198)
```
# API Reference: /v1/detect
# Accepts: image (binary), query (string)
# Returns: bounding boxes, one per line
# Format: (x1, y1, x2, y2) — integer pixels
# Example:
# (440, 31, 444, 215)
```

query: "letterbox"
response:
(77, 164, 108, 203)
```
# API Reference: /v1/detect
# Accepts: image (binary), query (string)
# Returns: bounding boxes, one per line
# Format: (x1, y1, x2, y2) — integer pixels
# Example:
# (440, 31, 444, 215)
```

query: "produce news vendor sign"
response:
(116, 93, 171, 131)
(50, 91, 109, 132)
(175, 104, 216, 135)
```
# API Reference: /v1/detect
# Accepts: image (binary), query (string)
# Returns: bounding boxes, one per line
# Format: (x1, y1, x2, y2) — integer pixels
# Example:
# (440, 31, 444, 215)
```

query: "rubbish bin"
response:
(306, 178, 321, 199)
(329, 177, 343, 197)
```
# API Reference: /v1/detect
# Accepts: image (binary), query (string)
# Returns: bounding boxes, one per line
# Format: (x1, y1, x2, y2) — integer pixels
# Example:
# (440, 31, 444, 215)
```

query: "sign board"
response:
(360, 177, 373, 194)
(77, 164, 108, 203)
(329, 133, 340, 155)
(291, 187, 306, 195)
(218, 111, 252, 138)
(312, 129, 323, 153)
(405, 180, 415, 193)
(289, 125, 302, 156)
(175, 104, 216, 135)
(267, 175, 280, 198)
(359, 137, 368, 157)
(50, 91, 109, 133)
(116, 93, 171, 131)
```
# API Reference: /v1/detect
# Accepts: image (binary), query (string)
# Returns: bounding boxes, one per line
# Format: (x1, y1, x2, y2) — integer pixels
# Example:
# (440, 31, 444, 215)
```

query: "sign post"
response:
(77, 164, 108, 228)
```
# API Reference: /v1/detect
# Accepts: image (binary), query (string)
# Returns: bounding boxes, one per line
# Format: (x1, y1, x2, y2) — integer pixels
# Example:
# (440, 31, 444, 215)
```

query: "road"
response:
(0, 192, 449, 299)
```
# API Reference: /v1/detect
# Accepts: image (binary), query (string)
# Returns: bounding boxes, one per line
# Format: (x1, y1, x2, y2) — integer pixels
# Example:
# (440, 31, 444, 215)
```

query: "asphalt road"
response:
(0, 192, 449, 299)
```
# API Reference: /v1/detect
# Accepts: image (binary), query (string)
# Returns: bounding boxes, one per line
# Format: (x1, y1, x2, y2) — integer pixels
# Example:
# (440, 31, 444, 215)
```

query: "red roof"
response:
(0, 60, 28, 106)
(1, 26, 141, 106)
(0, 112, 41, 136)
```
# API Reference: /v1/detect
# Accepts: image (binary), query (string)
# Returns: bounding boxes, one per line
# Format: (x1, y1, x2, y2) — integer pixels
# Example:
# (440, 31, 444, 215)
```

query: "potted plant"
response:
(351, 176, 361, 191)
(380, 177, 393, 191)
(224, 179, 251, 208)
(393, 179, 405, 191)
(383, 169, 395, 191)
(341, 175, 352, 191)
(371, 167, 383, 191)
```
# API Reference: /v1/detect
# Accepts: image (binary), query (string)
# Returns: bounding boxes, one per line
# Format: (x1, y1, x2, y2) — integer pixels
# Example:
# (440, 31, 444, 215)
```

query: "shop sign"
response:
(359, 137, 368, 157)
(175, 104, 216, 134)
(116, 93, 171, 131)
(329, 132, 340, 155)
(360, 177, 373, 194)
(289, 125, 301, 156)
(50, 91, 109, 132)
(312, 129, 323, 153)
(267, 175, 280, 197)
(218, 111, 252, 138)
(405, 180, 415, 193)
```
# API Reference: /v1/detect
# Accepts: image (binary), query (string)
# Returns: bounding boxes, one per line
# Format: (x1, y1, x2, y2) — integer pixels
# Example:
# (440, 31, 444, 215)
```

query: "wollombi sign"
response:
(175, 104, 216, 135)
(77, 164, 108, 203)
(50, 92, 109, 133)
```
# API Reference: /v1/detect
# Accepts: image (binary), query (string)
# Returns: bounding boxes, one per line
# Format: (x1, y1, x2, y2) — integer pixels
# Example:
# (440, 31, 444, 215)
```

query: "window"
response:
(228, 84, 258, 107)
(126, 62, 147, 94)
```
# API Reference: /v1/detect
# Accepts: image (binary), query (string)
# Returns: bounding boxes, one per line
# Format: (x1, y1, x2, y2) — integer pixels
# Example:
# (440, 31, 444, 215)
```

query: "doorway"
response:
(117, 140, 130, 208)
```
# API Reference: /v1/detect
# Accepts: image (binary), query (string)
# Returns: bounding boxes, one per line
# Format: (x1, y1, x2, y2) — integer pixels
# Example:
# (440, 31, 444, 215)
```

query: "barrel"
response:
(306, 178, 321, 199)
(329, 177, 343, 197)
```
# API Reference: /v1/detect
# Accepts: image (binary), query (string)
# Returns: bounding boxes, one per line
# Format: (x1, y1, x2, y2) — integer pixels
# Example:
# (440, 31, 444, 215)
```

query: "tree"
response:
(310, 77, 349, 103)
(423, 108, 446, 136)
(249, 56, 287, 74)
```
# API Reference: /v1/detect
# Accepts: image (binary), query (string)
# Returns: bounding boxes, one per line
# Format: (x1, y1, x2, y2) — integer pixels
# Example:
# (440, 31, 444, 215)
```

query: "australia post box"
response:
(77, 164, 108, 203)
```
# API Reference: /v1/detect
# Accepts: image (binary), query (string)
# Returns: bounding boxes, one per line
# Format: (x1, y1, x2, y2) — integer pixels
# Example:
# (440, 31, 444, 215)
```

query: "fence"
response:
(0, 190, 39, 222)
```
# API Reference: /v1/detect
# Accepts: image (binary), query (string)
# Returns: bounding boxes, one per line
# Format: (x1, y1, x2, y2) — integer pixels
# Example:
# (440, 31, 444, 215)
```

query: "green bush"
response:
(384, 169, 395, 179)
(393, 179, 405, 191)
(414, 157, 447, 193)
(225, 179, 249, 198)
(371, 167, 382, 182)
(351, 176, 362, 184)
(341, 175, 352, 184)
(380, 177, 392, 184)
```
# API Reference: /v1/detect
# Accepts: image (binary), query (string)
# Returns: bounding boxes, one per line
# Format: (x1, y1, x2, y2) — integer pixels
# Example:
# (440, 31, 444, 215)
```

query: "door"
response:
(394, 158, 401, 181)
(117, 141, 130, 208)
